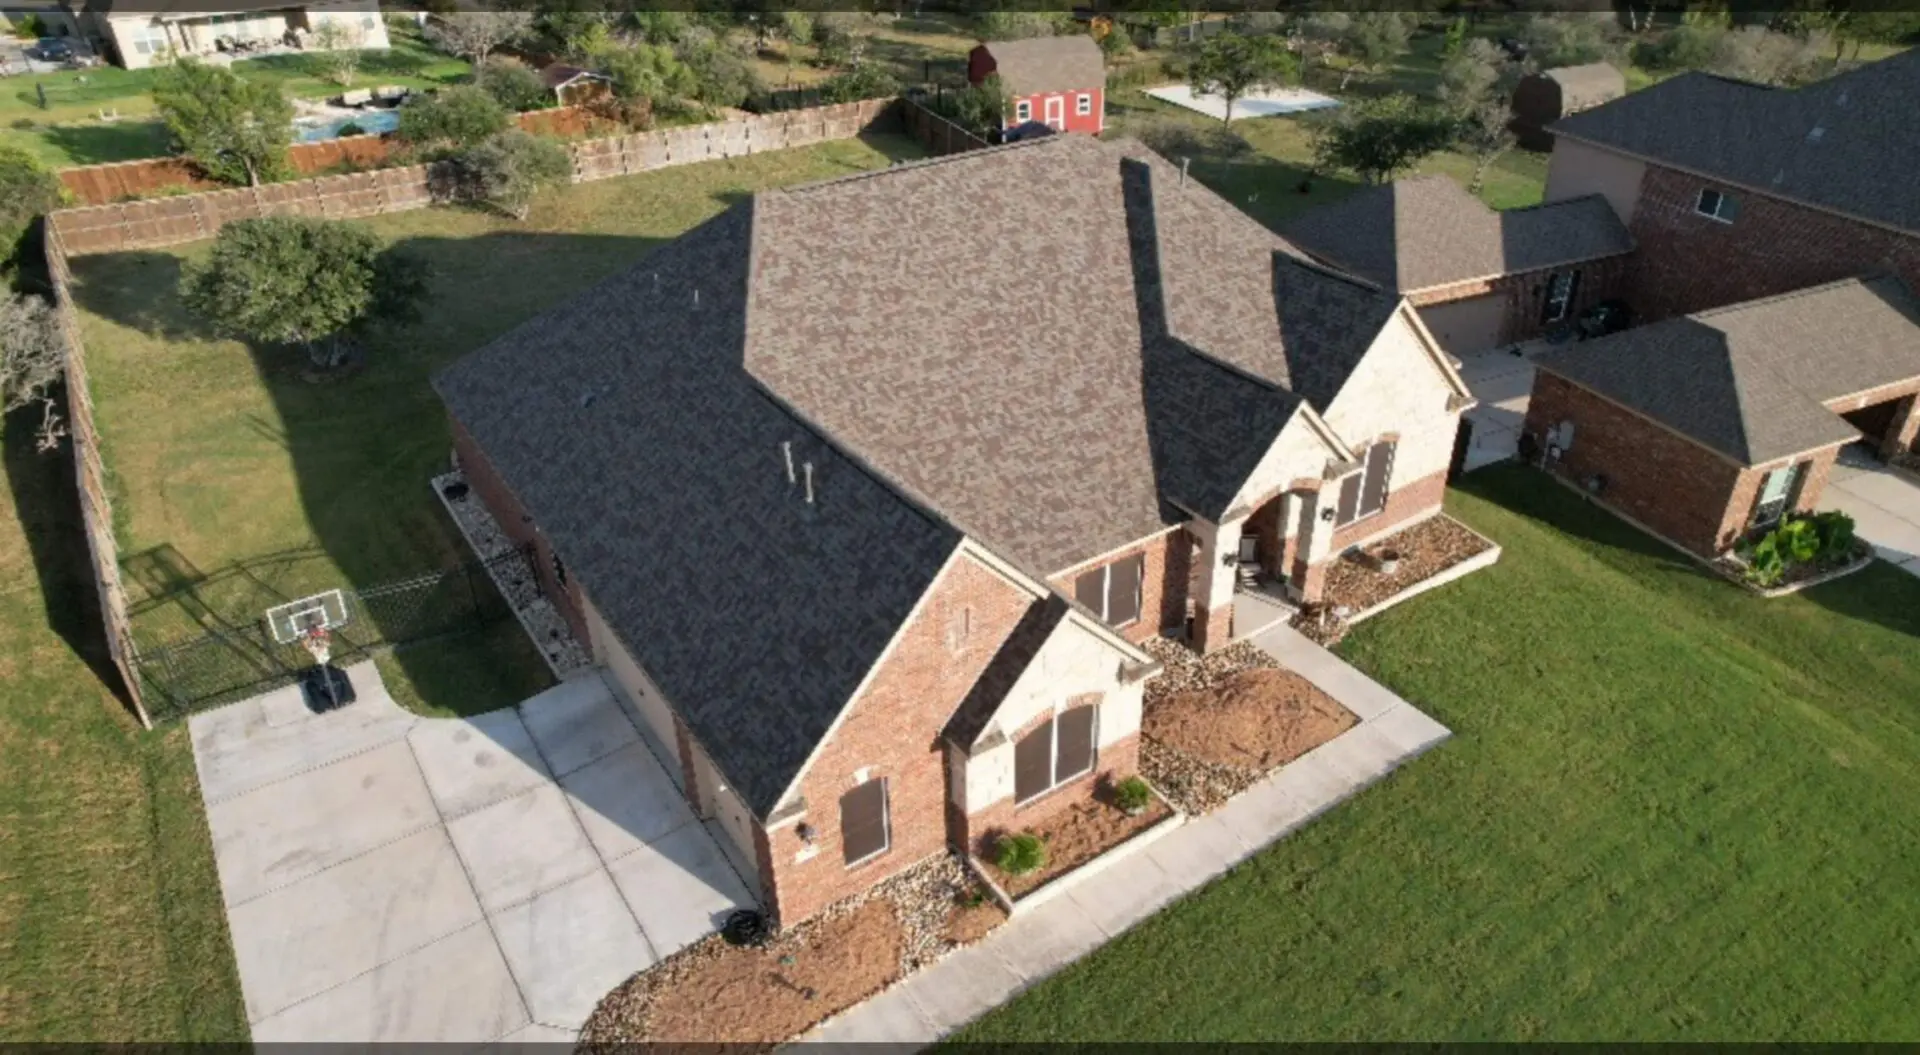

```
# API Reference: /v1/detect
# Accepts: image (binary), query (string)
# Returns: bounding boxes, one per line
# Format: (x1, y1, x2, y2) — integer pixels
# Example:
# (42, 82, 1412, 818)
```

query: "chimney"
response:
(803, 462, 815, 505)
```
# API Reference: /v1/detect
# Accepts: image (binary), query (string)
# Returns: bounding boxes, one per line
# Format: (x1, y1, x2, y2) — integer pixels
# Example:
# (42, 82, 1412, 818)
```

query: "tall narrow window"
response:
(839, 777, 889, 866)
(1071, 555, 1143, 626)
(1750, 463, 1803, 528)
(1358, 441, 1396, 518)
(1013, 703, 1100, 805)
(1076, 93, 1092, 116)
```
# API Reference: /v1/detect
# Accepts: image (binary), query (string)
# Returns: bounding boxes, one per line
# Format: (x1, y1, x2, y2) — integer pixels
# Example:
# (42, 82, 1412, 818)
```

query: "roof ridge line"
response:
(1688, 274, 1875, 319)
(769, 133, 1070, 198)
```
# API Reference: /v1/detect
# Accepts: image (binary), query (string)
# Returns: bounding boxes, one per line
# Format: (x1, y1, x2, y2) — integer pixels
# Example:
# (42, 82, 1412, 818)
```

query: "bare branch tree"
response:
(1, 291, 66, 452)
(425, 11, 533, 65)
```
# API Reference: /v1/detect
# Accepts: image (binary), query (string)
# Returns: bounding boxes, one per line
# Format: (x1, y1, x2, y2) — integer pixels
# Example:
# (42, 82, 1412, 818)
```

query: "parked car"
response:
(1575, 299, 1632, 341)
(33, 37, 73, 62)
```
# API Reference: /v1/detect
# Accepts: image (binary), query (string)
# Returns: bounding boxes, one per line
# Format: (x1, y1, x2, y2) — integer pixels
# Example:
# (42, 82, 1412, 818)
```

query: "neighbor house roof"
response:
(972, 35, 1105, 97)
(1539, 62, 1625, 108)
(1549, 49, 1920, 235)
(1534, 275, 1920, 465)
(436, 134, 1407, 818)
(1281, 175, 1634, 294)
(539, 63, 606, 90)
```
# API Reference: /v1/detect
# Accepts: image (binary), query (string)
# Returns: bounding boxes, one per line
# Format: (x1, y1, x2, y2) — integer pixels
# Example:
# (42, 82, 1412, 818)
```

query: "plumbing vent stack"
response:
(1180, 156, 1189, 187)
(782, 441, 795, 484)
(803, 462, 815, 505)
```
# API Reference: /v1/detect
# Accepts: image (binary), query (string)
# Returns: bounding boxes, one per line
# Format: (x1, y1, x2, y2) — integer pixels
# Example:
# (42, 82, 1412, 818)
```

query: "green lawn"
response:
(0, 20, 469, 167)
(960, 464, 1920, 1040)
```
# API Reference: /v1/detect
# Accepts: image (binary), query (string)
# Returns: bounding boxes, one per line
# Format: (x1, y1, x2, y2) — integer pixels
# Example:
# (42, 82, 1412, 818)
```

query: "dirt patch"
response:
(1317, 514, 1494, 616)
(1139, 638, 1308, 814)
(1148, 667, 1355, 772)
(589, 898, 904, 1048)
(987, 795, 1173, 900)
(941, 897, 1009, 946)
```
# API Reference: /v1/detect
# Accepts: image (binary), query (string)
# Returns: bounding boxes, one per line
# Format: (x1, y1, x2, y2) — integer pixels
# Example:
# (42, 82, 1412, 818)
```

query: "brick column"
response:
(1881, 395, 1920, 460)
(1187, 517, 1244, 653)
(1293, 489, 1337, 604)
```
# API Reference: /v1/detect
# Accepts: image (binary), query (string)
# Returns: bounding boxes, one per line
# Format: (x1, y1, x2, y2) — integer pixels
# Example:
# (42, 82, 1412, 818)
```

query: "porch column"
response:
(1293, 487, 1338, 603)
(1187, 517, 1244, 653)
(1881, 394, 1920, 460)
(1273, 493, 1301, 577)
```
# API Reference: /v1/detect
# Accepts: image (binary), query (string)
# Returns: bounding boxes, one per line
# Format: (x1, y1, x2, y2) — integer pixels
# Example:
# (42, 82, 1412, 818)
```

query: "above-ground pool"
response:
(1144, 84, 1340, 122)
(292, 109, 401, 143)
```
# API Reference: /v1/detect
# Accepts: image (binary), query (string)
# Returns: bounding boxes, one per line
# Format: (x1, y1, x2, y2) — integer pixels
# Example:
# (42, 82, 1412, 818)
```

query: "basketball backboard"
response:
(265, 589, 350, 645)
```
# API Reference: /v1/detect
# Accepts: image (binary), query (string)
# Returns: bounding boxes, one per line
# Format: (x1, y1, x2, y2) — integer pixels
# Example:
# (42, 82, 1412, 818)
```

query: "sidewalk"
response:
(801, 623, 1450, 1046)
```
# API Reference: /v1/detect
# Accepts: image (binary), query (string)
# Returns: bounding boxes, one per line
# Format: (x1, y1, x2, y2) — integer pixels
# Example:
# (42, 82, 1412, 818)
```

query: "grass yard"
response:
(0, 21, 469, 167)
(960, 463, 1920, 1040)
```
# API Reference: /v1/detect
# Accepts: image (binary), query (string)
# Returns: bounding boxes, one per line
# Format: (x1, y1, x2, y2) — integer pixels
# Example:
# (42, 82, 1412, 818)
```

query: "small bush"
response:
(1737, 510, 1859, 588)
(334, 121, 366, 138)
(442, 129, 572, 220)
(1113, 776, 1152, 814)
(995, 832, 1047, 877)
(816, 63, 897, 104)
(397, 85, 510, 152)
(474, 56, 550, 113)
(1810, 510, 1856, 560)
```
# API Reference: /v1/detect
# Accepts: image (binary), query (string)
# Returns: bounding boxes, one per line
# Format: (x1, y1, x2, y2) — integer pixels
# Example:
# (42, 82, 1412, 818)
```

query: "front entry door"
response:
(1044, 95, 1064, 129)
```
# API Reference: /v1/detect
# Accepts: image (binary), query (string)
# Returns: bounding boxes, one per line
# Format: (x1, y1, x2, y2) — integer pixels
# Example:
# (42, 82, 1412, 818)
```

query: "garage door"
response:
(1418, 295, 1507, 356)
(583, 601, 683, 782)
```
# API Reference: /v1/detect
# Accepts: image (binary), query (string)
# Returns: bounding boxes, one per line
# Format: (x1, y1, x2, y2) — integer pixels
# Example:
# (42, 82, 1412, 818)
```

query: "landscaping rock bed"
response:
(581, 853, 1002, 1047)
(431, 470, 592, 677)
(1137, 637, 1355, 814)
(1318, 514, 1495, 617)
(986, 794, 1173, 900)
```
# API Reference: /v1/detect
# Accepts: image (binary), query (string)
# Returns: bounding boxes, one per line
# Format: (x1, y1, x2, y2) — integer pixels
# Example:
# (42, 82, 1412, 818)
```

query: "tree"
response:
(397, 85, 510, 152)
(1633, 20, 1727, 72)
(1521, 13, 1622, 69)
(1831, 12, 1920, 62)
(1441, 16, 1468, 60)
(1710, 26, 1829, 86)
(932, 73, 1011, 134)
(1, 147, 62, 270)
(595, 42, 699, 117)
(816, 62, 898, 104)
(1434, 39, 1519, 195)
(475, 56, 549, 113)
(180, 217, 428, 370)
(1310, 92, 1456, 185)
(1, 291, 63, 452)
(976, 12, 1067, 40)
(310, 21, 364, 88)
(1437, 38, 1508, 111)
(1188, 32, 1298, 125)
(1456, 95, 1516, 195)
(1336, 12, 1413, 90)
(424, 11, 532, 65)
(676, 36, 761, 110)
(150, 60, 293, 187)
(447, 130, 572, 220)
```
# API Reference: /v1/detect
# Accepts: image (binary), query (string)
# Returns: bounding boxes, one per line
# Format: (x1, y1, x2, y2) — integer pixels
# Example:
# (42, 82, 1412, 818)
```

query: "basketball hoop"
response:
(301, 625, 332, 668)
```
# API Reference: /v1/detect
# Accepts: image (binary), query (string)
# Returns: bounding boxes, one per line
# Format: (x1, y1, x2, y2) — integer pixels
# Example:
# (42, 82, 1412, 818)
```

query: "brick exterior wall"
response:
(449, 415, 589, 645)
(756, 551, 1034, 927)
(953, 733, 1142, 859)
(1408, 255, 1632, 346)
(1049, 528, 1194, 644)
(1327, 468, 1449, 555)
(1622, 161, 1920, 323)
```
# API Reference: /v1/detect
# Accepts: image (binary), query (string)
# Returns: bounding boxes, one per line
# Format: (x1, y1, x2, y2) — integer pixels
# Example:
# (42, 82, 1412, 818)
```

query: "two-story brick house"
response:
(434, 134, 1473, 928)
(967, 35, 1106, 135)
(1542, 48, 1920, 323)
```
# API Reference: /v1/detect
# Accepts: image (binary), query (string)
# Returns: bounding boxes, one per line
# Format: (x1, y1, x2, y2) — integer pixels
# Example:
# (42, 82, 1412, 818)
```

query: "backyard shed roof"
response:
(1540, 62, 1625, 108)
(1281, 175, 1634, 294)
(1550, 49, 1920, 235)
(436, 134, 1407, 817)
(973, 35, 1106, 96)
(1534, 276, 1920, 465)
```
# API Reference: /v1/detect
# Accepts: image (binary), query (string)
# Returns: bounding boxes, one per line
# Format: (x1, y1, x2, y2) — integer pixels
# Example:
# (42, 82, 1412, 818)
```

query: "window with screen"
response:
(1015, 100, 1031, 122)
(1013, 704, 1099, 804)
(839, 777, 889, 866)
(1072, 555, 1143, 627)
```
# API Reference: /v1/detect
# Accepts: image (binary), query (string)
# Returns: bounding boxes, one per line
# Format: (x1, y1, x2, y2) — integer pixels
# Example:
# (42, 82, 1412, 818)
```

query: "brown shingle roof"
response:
(1550, 49, 1920, 234)
(974, 35, 1105, 97)
(1534, 276, 1920, 465)
(1541, 62, 1626, 109)
(437, 134, 1403, 817)
(1281, 175, 1634, 294)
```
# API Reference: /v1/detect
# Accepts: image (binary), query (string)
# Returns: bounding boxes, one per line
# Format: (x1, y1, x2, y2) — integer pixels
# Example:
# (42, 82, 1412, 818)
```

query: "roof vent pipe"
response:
(803, 462, 815, 505)
(782, 441, 795, 484)
(1180, 156, 1189, 187)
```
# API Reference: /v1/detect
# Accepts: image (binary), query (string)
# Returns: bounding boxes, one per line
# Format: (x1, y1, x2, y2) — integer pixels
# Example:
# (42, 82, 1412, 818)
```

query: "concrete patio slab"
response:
(408, 707, 552, 819)
(446, 783, 603, 914)
(518, 676, 640, 777)
(606, 822, 753, 959)
(226, 825, 483, 1022)
(561, 740, 696, 861)
(250, 920, 528, 1044)
(189, 661, 415, 803)
(205, 738, 437, 907)
(490, 868, 655, 1028)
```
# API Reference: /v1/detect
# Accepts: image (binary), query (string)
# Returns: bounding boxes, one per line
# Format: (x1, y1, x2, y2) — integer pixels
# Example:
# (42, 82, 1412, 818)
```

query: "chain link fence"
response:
(132, 546, 536, 724)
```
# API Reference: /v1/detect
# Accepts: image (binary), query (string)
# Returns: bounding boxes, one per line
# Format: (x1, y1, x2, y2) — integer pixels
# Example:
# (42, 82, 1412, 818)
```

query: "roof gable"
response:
(975, 35, 1105, 97)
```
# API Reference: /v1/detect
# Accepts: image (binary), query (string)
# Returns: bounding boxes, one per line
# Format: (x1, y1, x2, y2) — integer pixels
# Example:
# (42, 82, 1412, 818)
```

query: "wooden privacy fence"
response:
(58, 104, 628, 207)
(41, 224, 152, 727)
(53, 97, 900, 256)
(897, 95, 991, 158)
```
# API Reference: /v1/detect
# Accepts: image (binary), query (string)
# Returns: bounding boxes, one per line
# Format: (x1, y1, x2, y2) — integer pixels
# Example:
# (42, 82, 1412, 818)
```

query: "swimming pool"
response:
(292, 109, 401, 143)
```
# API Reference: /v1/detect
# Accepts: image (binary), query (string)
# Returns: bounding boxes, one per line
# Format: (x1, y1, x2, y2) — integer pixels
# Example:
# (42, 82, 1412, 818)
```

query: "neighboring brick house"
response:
(1542, 50, 1920, 323)
(967, 35, 1105, 135)
(434, 135, 1473, 928)
(1283, 175, 1635, 355)
(1523, 276, 1920, 558)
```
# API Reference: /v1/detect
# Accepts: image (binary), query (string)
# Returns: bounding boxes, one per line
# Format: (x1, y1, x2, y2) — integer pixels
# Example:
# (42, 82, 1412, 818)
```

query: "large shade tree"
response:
(150, 60, 293, 187)
(1187, 31, 1299, 125)
(181, 217, 428, 370)
(1310, 92, 1457, 186)
(1, 146, 62, 272)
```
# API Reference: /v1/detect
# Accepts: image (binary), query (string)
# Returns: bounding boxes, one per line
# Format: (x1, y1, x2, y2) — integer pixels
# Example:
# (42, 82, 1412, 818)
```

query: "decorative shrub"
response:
(995, 832, 1047, 876)
(1810, 510, 1856, 560)
(1113, 776, 1153, 815)
(334, 121, 366, 138)
(1737, 511, 1859, 588)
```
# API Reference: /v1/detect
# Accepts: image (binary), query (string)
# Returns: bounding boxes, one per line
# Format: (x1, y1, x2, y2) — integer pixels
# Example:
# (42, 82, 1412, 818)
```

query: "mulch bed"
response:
(1137, 638, 1355, 814)
(1317, 515, 1495, 617)
(581, 853, 1001, 1047)
(987, 795, 1173, 900)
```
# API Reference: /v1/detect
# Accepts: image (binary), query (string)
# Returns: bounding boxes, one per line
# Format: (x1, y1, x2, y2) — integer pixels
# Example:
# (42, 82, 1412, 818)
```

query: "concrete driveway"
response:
(1824, 446, 1920, 578)
(1454, 347, 1538, 473)
(190, 664, 753, 1043)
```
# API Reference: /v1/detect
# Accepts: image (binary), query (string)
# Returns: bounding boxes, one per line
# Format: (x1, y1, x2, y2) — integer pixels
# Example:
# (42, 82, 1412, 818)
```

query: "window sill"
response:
(1694, 212, 1735, 225)
(1012, 764, 1098, 812)
(843, 846, 891, 871)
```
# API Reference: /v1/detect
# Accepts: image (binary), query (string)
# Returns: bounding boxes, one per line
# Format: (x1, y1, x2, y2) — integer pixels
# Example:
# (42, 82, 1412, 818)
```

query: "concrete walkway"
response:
(1454, 347, 1538, 473)
(189, 664, 751, 1043)
(1825, 446, 1920, 579)
(803, 623, 1449, 1045)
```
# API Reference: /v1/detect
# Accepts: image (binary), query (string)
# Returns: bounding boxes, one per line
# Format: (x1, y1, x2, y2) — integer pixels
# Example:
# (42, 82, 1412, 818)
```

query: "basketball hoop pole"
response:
(303, 627, 339, 710)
